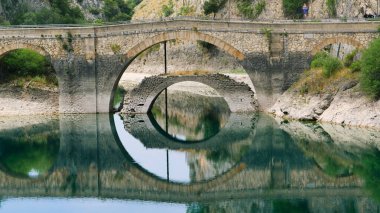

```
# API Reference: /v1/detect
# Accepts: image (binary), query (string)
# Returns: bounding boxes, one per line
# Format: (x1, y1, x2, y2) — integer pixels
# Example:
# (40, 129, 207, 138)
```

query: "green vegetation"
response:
(111, 44, 122, 54)
(162, 0, 174, 17)
(103, 0, 141, 21)
(283, 0, 307, 19)
(9, 0, 85, 25)
(343, 49, 358, 67)
(261, 28, 272, 51)
(237, 0, 266, 19)
(203, 0, 227, 17)
(350, 60, 361, 72)
(178, 5, 194, 16)
(311, 51, 343, 77)
(113, 86, 126, 108)
(326, 0, 337, 18)
(0, 49, 57, 86)
(360, 38, 380, 100)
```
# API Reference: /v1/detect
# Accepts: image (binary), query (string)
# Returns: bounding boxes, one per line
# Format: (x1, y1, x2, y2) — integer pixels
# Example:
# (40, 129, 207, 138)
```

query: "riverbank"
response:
(270, 68, 380, 129)
(0, 83, 58, 116)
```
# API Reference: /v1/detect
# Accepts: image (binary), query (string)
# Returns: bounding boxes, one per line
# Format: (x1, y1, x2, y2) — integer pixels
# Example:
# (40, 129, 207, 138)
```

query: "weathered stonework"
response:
(0, 19, 378, 113)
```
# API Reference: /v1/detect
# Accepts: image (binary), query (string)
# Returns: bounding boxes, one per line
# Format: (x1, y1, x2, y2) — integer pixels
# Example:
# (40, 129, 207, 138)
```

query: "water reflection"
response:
(149, 84, 230, 142)
(0, 113, 378, 211)
(0, 117, 60, 179)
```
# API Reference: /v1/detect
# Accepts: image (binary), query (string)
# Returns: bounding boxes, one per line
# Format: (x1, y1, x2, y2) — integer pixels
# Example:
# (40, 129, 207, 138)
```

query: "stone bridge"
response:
(123, 74, 256, 113)
(0, 19, 378, 113)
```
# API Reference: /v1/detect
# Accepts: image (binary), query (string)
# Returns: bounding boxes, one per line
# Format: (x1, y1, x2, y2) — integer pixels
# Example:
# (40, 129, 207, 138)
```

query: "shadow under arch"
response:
(109, 31, 250, 112)
(109, 113, 252, 193)
(311, 36, 364, 56)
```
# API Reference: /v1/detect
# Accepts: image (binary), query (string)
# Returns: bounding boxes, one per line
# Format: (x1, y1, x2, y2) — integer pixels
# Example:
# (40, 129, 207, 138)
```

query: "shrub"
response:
(237, 0, 266, 19)
(203, 0, 227, 17)
(162, 0, 174, 17)
(323, 57, 342, 77)
(0, 49, 56, 85)
(350, 61, 361, 72)
(311, 51, 329, 68)
(343, 49, 358, 67)
(360, 38, 380, 99)
(283, 0, 307, 19)
(311, 51, 343, 77)
(178, 6, 194, 16)
(326, 0, 337, 17)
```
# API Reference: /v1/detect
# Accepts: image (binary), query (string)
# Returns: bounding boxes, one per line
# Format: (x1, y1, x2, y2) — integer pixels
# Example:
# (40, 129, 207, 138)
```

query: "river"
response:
(0, 89, 379, 212)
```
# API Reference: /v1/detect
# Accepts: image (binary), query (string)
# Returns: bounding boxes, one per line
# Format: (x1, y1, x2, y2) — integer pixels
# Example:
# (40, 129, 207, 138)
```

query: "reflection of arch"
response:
(311, 37, 363, 55)
(124, 74, 256, 113)
(110, 114, 249, 192)
(125, 31, 245, 61)
(0, 43, 51, 58)
(123, 113, 255, 150)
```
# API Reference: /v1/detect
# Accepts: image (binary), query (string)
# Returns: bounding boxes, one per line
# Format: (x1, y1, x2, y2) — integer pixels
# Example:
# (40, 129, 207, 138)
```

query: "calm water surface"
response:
(0, 91, 380, 212)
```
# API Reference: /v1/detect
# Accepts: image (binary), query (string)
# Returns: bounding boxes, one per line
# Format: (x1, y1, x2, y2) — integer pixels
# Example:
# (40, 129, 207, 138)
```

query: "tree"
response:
(360, 38, 380, 100)
(203, 0, 227, 18)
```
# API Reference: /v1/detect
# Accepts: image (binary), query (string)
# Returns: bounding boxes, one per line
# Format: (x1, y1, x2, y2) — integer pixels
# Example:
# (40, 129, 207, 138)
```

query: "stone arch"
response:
(125, 31, 245, 61)
(311, 37, 364, 55)
(123, 74, 257, 114)
(0, 43, 51, 58)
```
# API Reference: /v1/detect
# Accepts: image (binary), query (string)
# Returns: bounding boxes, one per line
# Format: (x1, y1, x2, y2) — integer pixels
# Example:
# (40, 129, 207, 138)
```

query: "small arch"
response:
(311, 37, 364, 56)
(125, 31, 245, 61)
(0, 43, 50, 58)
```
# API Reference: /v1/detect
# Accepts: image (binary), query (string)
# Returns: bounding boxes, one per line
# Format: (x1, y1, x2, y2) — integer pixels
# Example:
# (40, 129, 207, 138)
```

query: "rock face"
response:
(270, 83, 380, 129)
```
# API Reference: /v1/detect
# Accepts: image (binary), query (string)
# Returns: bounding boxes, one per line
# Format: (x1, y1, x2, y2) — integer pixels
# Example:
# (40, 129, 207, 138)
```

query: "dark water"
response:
(0, 94, 380, 212)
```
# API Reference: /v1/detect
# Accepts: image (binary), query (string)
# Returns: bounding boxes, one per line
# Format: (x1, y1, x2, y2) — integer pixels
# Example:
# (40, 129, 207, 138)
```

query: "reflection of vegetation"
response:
(354, 150, 380, 202)
(0, 120, 60, 178)
(273, 200, 309, 213)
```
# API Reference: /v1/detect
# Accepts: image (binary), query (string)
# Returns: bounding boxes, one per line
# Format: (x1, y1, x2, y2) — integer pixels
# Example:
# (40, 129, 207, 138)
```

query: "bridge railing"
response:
(0, 16, 378, 29)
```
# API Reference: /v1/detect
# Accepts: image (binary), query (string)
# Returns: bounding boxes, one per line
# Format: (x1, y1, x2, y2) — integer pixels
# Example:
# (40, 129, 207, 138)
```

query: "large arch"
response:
(125, 31, 245, 61)
(108, 31, 248, 112)
(311, 36, 364, 56)
(122, 74, 257, 113)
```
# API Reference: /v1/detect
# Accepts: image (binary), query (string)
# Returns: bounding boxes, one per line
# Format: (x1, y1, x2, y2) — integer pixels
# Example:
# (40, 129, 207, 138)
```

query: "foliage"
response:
(0, 49, 56, 85)
(311, 51, 343, 77)
(237, 0, 266, 19)
(111, 44, 122, 54)
(11, 0, 85, 25)
(360, 38, 380, 100)
(178, 5, 194, 16)
(203, 0, 227, 17)
(103, 0, 140, 21)
(343, 49, 358, 67)
(261, 28, 272, 51)
(283, 0, 307, 19)
(326, 0, 337, 17)
(350, 60, 361, 72)
(162, 0, 174, 17)
(113, 86, 126, 108)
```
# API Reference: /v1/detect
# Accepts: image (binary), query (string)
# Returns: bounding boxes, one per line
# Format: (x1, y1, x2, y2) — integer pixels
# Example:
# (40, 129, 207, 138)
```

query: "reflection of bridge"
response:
(0, 113, 374, 209)
(123, 74, 256, 113)
(123, 113, 255, 149)
(0, 19, 378, 112)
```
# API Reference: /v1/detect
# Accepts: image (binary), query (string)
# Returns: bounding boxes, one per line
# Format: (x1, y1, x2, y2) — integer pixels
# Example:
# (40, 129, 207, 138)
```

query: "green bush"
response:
(311, 51, 329, 68)
(203, 0, 227, 17)
(237, 0, 266, 19)
(326, 0, 337, 17)
(360, 38, 380, 99)
(323, 57, 342, 77)
(162, 0, 174, 17)
(283, 0, 307, 19)
(0, 49, 56, 85)
(350, 60, 361, 72)
(343, 49, 358, 67)
(311, 51, 343, 77)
